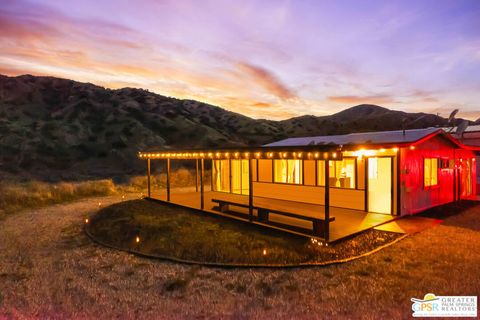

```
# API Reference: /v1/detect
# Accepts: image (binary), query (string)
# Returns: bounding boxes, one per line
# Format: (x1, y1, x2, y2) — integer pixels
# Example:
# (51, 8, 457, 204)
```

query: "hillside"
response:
(0, 74, 452, 180)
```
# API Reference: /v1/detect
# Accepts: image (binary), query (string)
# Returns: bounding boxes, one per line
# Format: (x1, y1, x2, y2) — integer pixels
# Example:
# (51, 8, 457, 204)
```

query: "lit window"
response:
(424, 158, 438, 187)
(274, 160, 302, 184)
(231, 160, 249, 195)
(213, 160, 230, 192)
(317, 160, 325, 186)
(328, 158, 356, 189)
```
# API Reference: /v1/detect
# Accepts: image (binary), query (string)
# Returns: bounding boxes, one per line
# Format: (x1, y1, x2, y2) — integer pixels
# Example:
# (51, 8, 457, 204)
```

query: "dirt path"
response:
(1, 197, 479, 319)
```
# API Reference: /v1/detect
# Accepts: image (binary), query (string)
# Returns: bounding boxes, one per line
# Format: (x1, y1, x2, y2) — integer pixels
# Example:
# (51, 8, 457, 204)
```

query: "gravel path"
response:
(1, 197, 479, 319)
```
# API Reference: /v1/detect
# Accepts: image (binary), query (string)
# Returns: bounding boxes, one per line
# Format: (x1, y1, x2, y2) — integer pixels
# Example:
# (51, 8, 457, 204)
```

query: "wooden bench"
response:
(211, 198, 335, 239)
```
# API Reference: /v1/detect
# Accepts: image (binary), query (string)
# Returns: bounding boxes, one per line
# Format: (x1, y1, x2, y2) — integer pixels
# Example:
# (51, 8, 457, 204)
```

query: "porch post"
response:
(166, 158, 171, 202)
(195, 159, 199, 192)
(248, 158, 253, 222)
(147, 158, 151, 198)
(324, 158, 330, 242)
(200, 158, 205, 210)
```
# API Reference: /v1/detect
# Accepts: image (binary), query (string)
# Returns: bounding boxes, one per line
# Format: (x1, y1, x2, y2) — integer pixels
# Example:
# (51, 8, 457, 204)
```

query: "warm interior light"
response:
(393, 147, 399, 152)
(85, 218, 89, 224)
(410, 146, 415, 150)
(263, 249, 267, 255)
(135, 236, 140, 243)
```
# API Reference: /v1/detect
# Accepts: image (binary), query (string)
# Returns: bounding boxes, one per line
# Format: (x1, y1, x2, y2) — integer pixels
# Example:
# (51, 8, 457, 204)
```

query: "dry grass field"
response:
(0, 168, 203, 220)
(0, 195, 479, 319)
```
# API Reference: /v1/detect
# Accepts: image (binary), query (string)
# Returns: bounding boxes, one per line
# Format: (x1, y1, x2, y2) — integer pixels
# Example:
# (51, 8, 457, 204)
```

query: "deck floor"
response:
(150, 188, 397, 242)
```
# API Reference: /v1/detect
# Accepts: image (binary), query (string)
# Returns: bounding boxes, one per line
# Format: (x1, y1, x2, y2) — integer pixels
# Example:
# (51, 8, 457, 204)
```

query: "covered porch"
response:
(139, 146, 397, 243)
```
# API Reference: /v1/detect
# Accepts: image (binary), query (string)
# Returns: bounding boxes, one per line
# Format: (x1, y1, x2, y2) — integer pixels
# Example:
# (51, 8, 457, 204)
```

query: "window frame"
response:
(318, 157, 357, 189)
(424, 157, 439, 188)
(273, 159, 304, 185)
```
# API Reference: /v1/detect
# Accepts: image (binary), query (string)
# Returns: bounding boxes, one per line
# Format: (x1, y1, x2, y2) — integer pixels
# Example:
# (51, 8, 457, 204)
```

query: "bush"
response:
(0, 179, 117, 218)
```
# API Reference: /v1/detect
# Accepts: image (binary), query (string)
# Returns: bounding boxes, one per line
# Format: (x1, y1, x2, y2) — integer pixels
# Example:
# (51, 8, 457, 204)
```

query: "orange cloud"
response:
(236, 62, 296, 100)
(410, 90, 438, 103)
(328, 94, 395, 105)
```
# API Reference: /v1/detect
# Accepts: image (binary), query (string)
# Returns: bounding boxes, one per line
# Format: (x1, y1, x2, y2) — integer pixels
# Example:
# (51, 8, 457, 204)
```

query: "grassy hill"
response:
(0, 74, 452, 180)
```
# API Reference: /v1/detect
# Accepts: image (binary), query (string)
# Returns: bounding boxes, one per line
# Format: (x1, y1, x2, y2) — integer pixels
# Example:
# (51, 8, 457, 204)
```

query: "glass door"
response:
(367, 157, 392, 214)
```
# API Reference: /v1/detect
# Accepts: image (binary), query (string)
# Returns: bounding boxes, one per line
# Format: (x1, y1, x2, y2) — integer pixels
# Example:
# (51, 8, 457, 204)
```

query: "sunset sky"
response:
(1, 0, 479, 120)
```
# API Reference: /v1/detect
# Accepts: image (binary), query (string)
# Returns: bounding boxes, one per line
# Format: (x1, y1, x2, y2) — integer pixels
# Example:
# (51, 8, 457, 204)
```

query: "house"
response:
(138, 128, 479, 242)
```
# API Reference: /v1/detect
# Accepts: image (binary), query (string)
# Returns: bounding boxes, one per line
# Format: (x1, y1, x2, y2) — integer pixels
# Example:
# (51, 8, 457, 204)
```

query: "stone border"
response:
(84, 222, 408, 268)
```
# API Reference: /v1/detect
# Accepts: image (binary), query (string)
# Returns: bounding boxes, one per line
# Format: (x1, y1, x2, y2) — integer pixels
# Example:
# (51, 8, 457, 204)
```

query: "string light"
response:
(138, 150, 342, 160)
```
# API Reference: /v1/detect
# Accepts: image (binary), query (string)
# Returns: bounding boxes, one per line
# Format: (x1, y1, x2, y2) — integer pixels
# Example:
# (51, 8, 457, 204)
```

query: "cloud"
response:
(327, 94, 396, 105)
(409, 90, 439, 103)
(235, 62, 296, 100)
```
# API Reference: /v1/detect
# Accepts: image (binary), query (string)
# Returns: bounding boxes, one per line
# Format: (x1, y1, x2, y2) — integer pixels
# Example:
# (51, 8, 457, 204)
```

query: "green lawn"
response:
(86, 199, 401, 265)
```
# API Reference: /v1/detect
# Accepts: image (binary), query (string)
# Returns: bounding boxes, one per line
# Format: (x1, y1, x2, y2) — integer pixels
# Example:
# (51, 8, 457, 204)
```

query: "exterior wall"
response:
(400, 136, 477, 215)
(252, 155, 374, 211)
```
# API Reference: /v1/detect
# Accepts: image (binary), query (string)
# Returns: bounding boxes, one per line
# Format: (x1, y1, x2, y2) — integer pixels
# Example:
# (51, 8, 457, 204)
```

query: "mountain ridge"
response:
(0, 74, 456, 180)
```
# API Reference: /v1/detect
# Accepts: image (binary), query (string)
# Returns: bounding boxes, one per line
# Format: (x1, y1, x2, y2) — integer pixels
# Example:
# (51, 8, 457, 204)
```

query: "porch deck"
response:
(150, 188, 397, 242)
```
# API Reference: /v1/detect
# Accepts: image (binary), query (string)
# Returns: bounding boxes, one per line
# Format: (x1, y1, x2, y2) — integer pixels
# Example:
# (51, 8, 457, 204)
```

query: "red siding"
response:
(400, 136, 476, 215)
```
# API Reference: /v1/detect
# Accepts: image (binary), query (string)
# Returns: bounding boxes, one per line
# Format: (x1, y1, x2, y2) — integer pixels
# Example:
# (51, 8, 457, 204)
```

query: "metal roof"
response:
(442, 125, 480, 133)
(264, 128, 442, 147)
